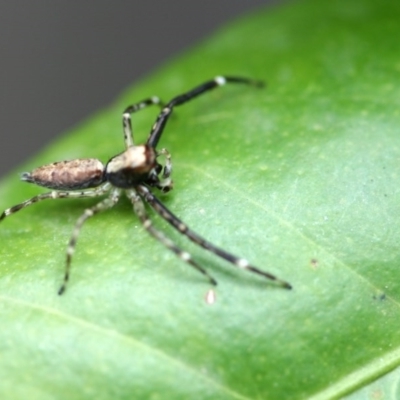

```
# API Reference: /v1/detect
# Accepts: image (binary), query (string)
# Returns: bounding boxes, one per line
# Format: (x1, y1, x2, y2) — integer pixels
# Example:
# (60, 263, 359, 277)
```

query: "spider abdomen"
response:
(21, 158, 105, 190)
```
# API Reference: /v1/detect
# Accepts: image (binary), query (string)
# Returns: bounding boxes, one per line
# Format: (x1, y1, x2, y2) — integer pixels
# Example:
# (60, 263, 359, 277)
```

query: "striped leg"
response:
(0, 183, 112, 222)
(122, 97, 163, 148)
(58, 188, 121, 295)
(157, 148, 172, 178)
(136, 185, 292, 289)
(146, 76, 264, 148)
(155, 148, 173, 192)
(126, 189, 217, 286)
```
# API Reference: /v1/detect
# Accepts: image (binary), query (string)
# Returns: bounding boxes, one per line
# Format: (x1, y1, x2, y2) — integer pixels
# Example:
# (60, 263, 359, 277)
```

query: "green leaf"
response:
(1, 0, 399, 398)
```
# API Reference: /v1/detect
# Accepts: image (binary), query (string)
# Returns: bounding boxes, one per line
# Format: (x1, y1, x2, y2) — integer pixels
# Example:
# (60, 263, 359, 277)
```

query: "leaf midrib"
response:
(0, 293, 251, 400)
(180, 161, 400, 301)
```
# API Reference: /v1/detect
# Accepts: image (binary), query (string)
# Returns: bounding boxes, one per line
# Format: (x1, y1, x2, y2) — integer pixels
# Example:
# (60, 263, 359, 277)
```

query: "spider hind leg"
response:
(58, 187, 121, 295)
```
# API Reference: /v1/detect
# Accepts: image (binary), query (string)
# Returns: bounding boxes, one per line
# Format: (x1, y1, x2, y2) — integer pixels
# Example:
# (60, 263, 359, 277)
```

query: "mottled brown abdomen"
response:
(21, 158, 105, 190)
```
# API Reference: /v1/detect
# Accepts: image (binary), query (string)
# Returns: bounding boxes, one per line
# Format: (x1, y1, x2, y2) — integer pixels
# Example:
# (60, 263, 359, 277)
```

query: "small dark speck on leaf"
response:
(372, 293, 386, 301)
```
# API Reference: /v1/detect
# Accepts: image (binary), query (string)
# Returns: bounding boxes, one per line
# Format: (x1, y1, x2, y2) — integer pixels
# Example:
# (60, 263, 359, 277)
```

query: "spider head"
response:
(105, 145, 158, 188)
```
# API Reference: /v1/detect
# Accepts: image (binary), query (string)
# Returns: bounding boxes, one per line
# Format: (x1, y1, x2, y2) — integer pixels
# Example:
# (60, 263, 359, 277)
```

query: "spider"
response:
(0, 76, 292, 295)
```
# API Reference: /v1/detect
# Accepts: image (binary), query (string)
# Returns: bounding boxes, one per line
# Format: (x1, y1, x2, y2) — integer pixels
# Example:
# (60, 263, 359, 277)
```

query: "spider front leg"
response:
(127, 189, 217, 286)
(146, 76, 264, 148)
(122, 97, 164, 148)
(157, 148, 172, 179)
(58, 188, 121, 295)
(137, 185, 292, 289)
(155, 148, 173, 192)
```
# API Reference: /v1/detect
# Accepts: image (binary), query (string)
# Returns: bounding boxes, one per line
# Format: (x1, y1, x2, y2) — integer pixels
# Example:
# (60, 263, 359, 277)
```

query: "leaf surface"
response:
(1, 0, 400, 398)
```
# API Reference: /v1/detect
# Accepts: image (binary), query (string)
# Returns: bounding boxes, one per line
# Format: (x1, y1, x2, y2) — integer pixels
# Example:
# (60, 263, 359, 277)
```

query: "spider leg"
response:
(157, 148, 172, 179)
(58, 187, 121, 295)
(154, 148, 173, 192)
(137, 185, 292, 289)
(122, 97, 164, 148)
(146, 76, 264, 148)
(126, 189, 217, 286)
(0, 183, 112, 222)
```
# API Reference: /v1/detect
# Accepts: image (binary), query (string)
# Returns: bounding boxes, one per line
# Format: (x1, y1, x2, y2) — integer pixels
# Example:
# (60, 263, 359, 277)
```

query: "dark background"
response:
(0, 1, 279, 178)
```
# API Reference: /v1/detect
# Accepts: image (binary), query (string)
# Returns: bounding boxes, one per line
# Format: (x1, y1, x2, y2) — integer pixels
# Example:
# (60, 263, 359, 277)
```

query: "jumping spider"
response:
(0, 76, 292, 294)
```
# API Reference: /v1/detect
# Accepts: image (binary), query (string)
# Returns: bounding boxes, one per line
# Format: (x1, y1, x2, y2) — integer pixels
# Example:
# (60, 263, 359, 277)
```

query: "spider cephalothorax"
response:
(0, 76, 291, 295)
(105, 145, 159, 188)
